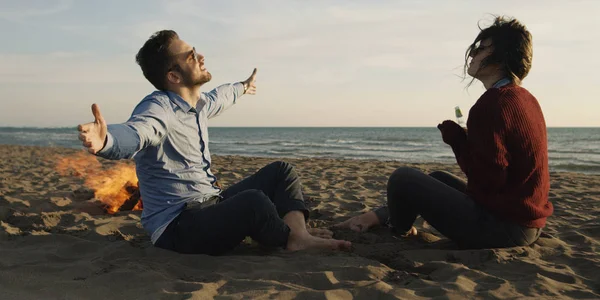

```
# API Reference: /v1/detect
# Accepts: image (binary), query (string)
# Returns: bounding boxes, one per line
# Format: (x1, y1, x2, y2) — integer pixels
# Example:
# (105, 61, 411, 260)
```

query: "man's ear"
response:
(167, 71, 180, 85)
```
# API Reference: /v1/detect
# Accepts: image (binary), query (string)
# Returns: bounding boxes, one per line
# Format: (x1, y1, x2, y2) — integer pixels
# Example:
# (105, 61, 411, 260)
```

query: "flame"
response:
(133, 200, 143, 211)
(56, 152, 142, 214)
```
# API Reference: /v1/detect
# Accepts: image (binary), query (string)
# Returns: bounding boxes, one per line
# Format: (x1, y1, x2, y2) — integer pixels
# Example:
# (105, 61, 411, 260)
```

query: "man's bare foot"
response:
(307, 228, 333, 239)
(287, 232, 351, 252)
(333, 211, 380, 232)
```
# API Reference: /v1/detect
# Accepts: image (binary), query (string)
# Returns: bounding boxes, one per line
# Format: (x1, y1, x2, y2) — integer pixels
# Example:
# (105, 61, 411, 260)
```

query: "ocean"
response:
(0, 127, 598, 174)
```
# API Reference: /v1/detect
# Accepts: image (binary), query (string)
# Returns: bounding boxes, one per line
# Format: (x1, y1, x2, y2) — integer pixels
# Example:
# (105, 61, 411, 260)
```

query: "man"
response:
(78, 30, 350, 255)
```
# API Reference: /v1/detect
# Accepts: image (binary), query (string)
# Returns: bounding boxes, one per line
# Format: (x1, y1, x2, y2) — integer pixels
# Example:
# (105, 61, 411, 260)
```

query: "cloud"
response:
(325, 4, 427, 24)
(0, 0, 72, 22)
(362, 54, 411, 70)
(1, 0, 599, 126)
(0, 52, 143, 84)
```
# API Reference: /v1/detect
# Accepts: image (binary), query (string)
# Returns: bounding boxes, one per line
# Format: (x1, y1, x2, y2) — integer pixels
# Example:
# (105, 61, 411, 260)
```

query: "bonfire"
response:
(56, 152, 142, 214)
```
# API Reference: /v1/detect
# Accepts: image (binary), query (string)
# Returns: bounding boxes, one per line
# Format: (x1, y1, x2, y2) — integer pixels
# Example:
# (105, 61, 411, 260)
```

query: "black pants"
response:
(155, 161, 308, 255)
(387, 167, 542, 249)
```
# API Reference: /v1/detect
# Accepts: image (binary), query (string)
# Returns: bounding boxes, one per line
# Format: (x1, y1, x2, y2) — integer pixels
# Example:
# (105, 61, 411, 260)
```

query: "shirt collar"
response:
(492, 78, 511, 88)
(165, 90, 197, 113)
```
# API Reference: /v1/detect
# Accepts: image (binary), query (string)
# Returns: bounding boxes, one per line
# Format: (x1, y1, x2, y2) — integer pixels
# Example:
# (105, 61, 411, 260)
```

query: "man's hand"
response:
(77, 103, 107, 154)
(437, 120, 467, 146)
(242, 68, 257, 95)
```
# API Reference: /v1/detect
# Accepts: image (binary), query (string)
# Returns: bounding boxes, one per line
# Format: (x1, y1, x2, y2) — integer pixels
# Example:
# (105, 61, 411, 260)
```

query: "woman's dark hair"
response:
(464, 16, 533, 86)
(135, 30, 179, 90)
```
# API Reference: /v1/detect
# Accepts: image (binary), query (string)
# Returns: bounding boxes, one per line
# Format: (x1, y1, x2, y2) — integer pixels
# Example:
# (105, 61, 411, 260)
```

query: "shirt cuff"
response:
(97, 132, 114, 156)
(234, 82, 245, 98)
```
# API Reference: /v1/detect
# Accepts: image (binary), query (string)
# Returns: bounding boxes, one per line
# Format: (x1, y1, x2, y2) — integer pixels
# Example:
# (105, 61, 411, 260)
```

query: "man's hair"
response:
(464, 16, 533, 85)
(135, 30, 179, 91)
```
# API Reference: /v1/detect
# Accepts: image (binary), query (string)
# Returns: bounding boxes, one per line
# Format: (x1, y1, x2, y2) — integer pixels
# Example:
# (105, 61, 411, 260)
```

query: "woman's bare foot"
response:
(333, 211, 380, 232)
(398, 226, 418, 237)
(287, 232, 351, 251)
(307, 227, 333, 239)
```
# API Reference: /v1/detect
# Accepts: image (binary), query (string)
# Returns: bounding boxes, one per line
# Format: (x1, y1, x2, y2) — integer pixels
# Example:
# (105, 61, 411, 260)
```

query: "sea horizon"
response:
(1, 126, 598, 175)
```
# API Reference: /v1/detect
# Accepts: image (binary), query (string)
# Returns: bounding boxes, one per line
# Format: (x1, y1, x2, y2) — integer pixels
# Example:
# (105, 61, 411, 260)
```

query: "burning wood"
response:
(117, 183, 143, 212)
(56, 152, 142, 214)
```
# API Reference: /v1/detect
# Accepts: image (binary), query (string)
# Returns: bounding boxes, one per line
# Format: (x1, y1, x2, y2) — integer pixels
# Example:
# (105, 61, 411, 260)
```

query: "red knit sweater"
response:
(450, 84, 553, 228)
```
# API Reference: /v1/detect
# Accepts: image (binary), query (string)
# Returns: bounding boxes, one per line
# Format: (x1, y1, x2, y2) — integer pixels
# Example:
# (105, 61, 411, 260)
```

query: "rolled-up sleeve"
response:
(97, 98, 170, 160)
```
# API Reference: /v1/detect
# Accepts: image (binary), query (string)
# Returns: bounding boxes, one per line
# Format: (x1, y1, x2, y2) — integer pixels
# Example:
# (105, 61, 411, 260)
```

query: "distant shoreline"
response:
(1, 144, 598, 176)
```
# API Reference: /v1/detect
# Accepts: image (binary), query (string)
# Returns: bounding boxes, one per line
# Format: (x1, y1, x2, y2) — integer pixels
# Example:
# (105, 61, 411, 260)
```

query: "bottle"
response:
(455, 106, 465, 126)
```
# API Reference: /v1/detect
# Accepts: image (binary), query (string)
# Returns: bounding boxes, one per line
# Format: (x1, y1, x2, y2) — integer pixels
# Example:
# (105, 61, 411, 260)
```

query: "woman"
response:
(336, 16, 553, 249)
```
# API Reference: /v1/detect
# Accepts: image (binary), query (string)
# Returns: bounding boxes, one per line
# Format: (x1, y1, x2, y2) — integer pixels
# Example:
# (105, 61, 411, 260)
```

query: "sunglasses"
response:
(168, 47, 199, 72)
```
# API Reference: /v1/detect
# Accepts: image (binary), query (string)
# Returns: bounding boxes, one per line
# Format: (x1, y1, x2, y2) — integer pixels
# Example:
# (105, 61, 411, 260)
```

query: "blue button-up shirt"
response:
(492, 78, 511, 88)
(97, 83, 244, 243)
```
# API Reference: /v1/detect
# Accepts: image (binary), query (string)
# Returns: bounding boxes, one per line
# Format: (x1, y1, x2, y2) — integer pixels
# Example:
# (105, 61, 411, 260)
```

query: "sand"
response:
(0, 144, 598, 299)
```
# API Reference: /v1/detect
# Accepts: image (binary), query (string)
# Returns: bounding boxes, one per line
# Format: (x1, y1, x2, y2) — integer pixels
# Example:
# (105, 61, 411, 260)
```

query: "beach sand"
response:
(0, 144, 598, 299)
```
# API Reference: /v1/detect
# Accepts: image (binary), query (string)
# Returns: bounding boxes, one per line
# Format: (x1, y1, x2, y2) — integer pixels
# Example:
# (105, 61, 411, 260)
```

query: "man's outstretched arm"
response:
(77, 99, 169, 160)
(203, 68, 258, 119)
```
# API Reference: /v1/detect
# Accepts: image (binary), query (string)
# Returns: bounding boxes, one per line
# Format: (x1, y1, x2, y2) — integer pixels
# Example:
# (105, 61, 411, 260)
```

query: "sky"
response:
(0, 0, 598, 127)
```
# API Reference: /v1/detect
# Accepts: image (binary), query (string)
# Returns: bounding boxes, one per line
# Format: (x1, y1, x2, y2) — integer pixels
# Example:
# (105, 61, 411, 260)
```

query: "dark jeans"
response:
(155, 161, 308, 255)
(387, 167, 542, 249)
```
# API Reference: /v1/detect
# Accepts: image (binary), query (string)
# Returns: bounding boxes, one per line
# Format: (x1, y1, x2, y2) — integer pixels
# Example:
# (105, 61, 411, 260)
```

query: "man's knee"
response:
(264, 161, 297, 180)
(267, 160, 293, 172)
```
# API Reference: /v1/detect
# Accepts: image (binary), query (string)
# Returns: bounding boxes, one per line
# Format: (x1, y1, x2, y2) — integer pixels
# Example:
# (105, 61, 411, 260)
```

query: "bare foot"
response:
(398, 226, 418, 237)
(287, 232, 351, 252)
(409, 226, 418, 236)
(307, 227, 333, 239)
(333, 211, 380, 232)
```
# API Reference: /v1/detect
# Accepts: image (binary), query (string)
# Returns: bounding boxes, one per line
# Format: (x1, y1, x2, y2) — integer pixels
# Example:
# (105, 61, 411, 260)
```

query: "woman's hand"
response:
(437, 120, 467, 146)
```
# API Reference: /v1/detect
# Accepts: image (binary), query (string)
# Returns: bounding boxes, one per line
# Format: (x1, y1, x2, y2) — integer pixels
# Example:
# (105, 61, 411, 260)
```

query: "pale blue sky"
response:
(1, 0, 598, 127)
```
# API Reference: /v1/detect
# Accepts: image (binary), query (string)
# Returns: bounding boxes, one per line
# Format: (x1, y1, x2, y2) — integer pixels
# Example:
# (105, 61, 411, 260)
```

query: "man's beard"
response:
(183, 70, 211, 87)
